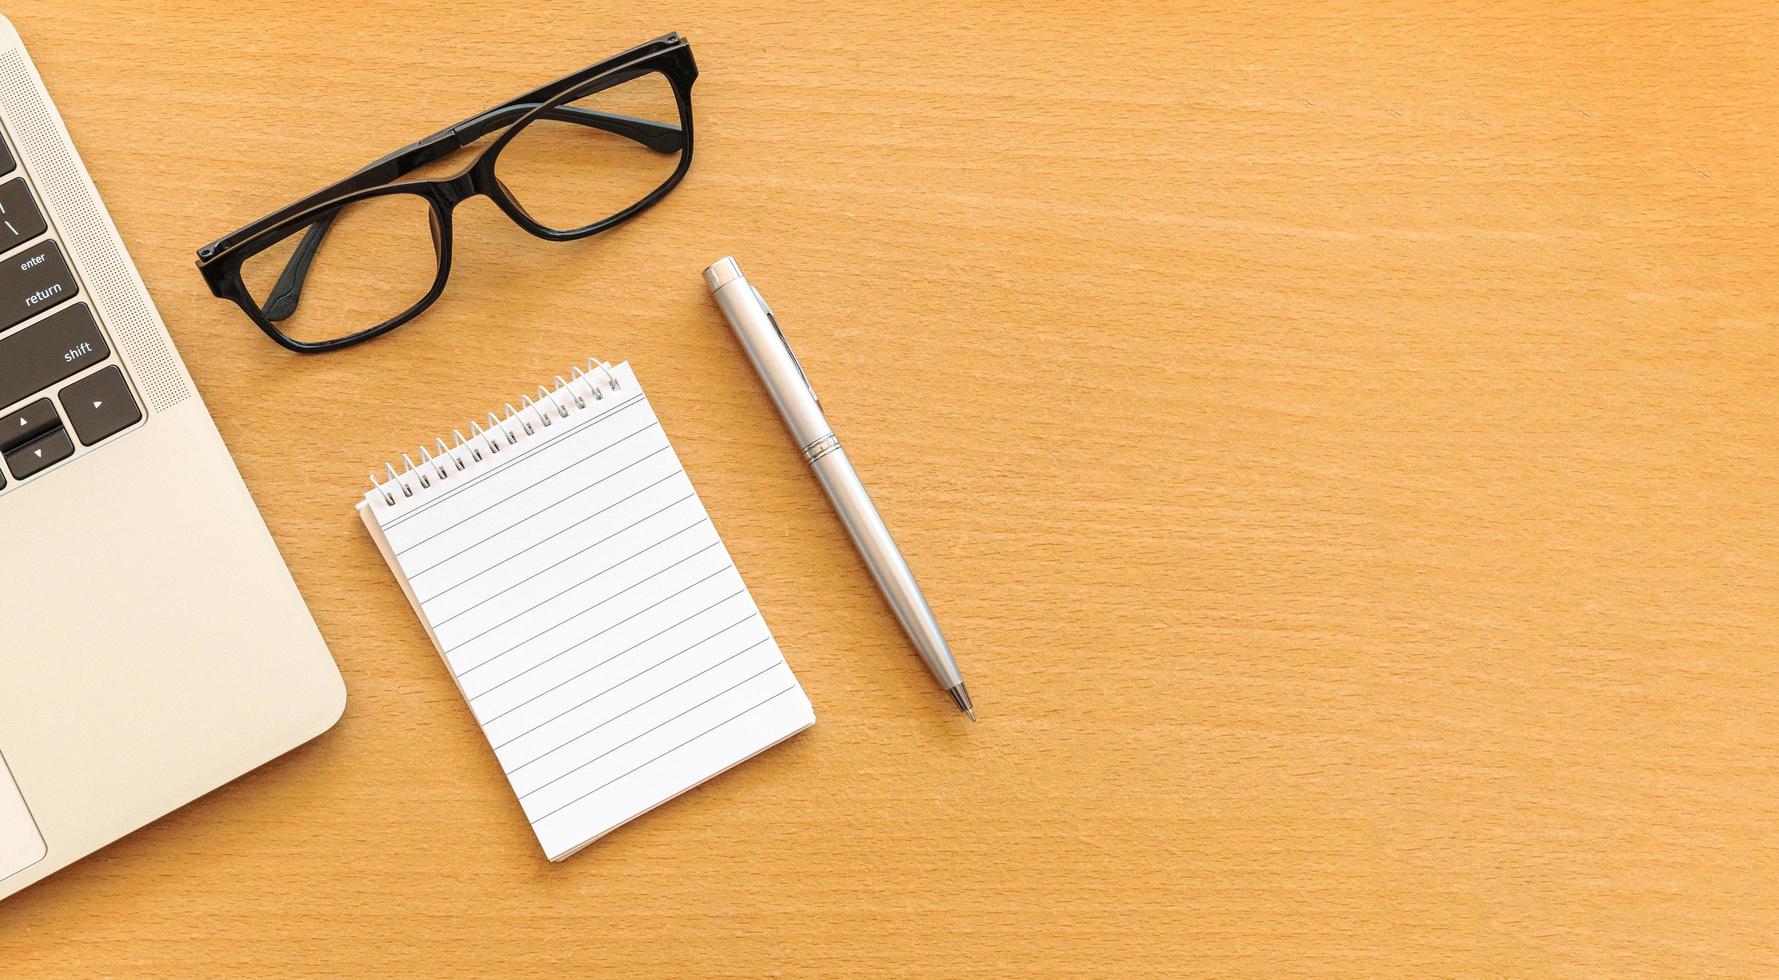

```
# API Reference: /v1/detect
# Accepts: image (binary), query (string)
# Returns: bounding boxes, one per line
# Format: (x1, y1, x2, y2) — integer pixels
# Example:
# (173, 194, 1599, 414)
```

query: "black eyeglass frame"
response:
(195, 32, 697, 353)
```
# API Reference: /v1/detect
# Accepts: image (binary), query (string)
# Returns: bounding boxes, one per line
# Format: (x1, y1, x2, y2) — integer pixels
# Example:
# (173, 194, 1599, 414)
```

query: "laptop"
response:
(0, 16, 345, 902)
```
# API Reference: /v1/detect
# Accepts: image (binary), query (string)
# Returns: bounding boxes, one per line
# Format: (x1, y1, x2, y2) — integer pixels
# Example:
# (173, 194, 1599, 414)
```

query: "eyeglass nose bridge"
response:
(433, 169, 486, 209)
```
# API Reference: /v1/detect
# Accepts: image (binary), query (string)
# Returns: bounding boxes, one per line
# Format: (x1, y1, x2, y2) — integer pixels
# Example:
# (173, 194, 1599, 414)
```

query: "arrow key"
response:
(59, 365, 141, 447)
(4, 424, 73, 480)
(0, 397, 58, 453)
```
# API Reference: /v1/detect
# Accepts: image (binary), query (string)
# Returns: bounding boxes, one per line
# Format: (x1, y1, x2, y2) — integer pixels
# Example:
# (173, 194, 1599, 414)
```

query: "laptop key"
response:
(0, 398, 59, 452)
(0, 303, 109, 408)
(0, 240, 78, 333)
(5, 425, 73, 480)
(60, 366, 140, 446)
(0, 179, 47, 255)
(0, 132, 13, 178)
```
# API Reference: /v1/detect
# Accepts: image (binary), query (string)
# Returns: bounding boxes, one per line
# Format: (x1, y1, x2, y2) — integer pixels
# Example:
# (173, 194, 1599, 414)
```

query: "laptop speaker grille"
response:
(0, 49, 191, 413)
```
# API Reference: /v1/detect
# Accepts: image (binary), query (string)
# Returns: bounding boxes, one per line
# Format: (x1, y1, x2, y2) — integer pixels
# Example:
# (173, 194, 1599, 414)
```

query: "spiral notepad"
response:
(356, 360, 815, 861)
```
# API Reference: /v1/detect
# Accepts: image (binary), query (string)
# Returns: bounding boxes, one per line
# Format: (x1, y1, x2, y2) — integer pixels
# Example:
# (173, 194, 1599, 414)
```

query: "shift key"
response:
(0, 303, 110, 408)
(0, 240, 78, 333)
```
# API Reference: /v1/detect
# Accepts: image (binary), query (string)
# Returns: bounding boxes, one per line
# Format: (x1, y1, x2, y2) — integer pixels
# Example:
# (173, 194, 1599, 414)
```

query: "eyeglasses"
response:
(196, 33, 697, 353)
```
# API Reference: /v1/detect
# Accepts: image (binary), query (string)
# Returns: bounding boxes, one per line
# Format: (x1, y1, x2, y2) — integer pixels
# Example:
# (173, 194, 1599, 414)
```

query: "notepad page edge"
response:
(541, 690, 815, 861)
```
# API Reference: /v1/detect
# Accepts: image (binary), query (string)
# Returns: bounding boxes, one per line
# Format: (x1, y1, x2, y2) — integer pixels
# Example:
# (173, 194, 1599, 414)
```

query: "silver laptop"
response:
(0, 16, 344, 902)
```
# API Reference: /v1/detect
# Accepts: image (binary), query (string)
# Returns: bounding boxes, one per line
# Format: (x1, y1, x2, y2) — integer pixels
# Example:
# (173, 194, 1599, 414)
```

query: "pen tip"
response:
(946, 683, 976, 722)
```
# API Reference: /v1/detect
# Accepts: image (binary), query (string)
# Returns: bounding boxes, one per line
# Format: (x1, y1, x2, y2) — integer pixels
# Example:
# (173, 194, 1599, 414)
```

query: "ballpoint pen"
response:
(703, 257, 975, 721)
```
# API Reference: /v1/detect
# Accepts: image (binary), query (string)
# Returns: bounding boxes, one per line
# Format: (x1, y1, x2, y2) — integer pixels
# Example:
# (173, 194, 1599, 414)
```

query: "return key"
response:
(0, 240, 77, 335)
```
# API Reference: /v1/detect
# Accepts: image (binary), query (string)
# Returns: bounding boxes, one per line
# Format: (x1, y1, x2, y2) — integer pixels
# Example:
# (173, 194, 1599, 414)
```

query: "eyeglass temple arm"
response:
(455, 103, 684, 154)
(261, 104, 683, 321)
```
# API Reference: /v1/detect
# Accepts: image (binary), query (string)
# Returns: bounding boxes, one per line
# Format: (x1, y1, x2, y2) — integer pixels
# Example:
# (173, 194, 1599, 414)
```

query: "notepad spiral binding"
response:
(368, 359, 623, 507)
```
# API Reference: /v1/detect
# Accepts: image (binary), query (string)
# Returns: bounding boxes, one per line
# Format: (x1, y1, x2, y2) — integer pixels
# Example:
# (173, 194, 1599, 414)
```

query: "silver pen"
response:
(704, 257, 974, 721)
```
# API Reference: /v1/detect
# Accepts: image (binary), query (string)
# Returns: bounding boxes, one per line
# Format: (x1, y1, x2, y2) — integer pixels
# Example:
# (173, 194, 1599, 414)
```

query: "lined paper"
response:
(359, 362, 813, 860)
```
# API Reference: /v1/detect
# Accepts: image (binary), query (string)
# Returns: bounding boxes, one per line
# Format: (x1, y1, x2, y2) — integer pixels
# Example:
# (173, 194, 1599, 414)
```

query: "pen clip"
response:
(757, 284, 818, 406)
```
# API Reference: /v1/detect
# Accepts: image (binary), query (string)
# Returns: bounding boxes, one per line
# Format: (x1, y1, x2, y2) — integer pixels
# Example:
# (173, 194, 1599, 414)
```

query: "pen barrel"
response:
(809, 446, 963, 690)
(707, 270, 832, 449)
(704, 256, 964, 698)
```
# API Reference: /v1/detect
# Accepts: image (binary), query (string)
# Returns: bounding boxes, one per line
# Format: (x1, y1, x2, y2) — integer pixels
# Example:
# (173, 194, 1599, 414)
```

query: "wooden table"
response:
(3, 1, 1776, 974)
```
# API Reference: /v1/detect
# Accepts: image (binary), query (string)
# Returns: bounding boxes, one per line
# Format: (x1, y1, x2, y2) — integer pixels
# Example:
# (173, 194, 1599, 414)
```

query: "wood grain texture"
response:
(1, 1, 1776, 975)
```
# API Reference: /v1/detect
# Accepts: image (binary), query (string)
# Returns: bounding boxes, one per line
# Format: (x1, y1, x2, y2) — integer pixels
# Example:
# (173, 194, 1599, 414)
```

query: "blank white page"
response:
(358, 361, 814, 860)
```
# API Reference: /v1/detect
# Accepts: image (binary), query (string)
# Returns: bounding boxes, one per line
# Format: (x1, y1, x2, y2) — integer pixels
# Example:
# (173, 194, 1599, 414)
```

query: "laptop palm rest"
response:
(0, 751, 46, 885)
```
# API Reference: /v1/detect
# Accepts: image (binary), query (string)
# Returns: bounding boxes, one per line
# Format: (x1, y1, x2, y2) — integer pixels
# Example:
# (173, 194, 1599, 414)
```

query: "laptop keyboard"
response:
(0, 128, 141, 491)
